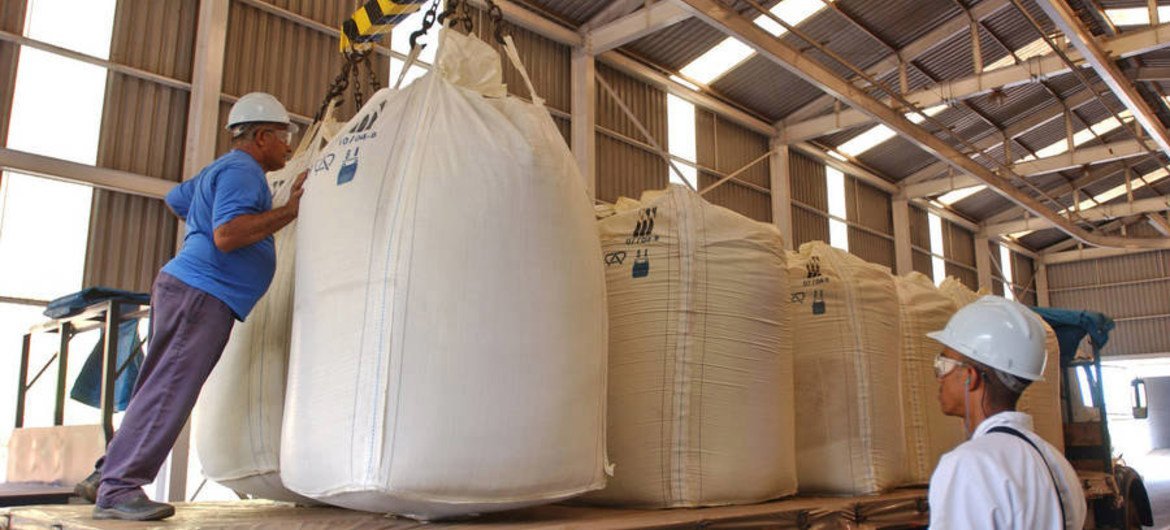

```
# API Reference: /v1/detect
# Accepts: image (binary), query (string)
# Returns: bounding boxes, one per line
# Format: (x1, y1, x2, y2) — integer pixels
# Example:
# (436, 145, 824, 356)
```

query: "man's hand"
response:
(284, 170, 308, 217)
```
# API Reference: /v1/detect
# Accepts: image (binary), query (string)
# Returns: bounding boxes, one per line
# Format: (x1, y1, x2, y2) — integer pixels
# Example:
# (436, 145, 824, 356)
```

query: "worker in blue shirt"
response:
(75, 92, 308, 521)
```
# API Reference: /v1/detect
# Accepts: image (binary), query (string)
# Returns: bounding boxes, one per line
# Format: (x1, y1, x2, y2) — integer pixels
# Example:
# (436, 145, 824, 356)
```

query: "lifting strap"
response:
(988, 426, 1068, 529)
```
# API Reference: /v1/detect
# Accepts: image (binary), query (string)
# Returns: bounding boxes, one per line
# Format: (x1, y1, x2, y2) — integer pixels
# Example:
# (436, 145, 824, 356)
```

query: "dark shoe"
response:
(93, 496, 175, 521)
(75, 470, 100, 504)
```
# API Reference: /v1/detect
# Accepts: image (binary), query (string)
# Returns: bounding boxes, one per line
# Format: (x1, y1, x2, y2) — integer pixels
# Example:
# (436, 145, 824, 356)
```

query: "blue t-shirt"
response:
(162, 150, 276, 320)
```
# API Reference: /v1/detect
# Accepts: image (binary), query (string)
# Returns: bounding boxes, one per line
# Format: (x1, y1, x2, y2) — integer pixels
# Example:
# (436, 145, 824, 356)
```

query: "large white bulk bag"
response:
(283, 30, 607, 520)
(894, 272, 964, 485)
(193, 118, 338, 503)
(935, 280, 1063, 450)
(587, 186, 796, 508)
(786, 242, 904, 494)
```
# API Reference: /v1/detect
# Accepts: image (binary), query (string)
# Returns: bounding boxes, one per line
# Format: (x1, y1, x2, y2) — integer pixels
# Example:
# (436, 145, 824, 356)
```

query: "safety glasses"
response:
(262, 128, 294, 145)
(933, 355, 968, 379)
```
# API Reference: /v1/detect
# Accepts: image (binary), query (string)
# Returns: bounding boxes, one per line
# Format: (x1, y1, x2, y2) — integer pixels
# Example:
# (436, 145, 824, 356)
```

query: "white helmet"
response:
(927, 295, 1047, 381)
(226, 92, 297, 132)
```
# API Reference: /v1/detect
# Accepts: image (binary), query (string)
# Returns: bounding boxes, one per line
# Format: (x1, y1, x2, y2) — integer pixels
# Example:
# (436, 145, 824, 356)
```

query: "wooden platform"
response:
(0, 488, 929, 529)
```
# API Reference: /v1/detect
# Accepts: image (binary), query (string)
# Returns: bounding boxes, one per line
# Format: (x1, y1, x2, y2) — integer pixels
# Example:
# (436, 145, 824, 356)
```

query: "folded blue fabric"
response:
(69, 318, 143, 412)
(44, 287, 150, 319)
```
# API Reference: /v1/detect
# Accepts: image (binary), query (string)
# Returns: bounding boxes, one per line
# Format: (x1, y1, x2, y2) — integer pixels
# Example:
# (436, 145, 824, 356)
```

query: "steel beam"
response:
(678, 0, 1170, 248)
(1035, 262, 1050, 306)
(893, 198, 914, 275)
(769, 139, 794, 249)
(183, 0, 229, 182)
(790, 143, 898, 193)
(1037, 0, 1170, 161)
(1147, 212, 1170, 235)
(976, 235, 995, 291)
(783, 24, 1170, 142)
(782, 0, 1012, 125)
(984, 161, 1130, 225)
(0, 148, 174, 198)
(901, 85, 1101, 185)
(587, 2, 690, 54)
(571, 48, 597, 197)
(902, 139, 1155, 198)
(1043, 245, 1159, 264)
(983, 195, 1170, 235)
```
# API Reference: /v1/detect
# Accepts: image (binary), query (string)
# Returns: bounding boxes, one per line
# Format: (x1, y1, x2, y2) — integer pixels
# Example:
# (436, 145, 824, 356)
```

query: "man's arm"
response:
(213, 170, 306, 253)
(165, 179, 196, 220)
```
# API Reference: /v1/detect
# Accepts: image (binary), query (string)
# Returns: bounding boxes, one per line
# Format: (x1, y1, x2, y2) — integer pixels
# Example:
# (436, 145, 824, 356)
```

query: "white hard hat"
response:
(927, 295, 1047, 381)
(226, 92, 296, 132)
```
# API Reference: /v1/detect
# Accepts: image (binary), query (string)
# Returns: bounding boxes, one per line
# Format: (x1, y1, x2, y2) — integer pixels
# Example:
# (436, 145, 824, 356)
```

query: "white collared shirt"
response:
(928, 411, 1086, 530)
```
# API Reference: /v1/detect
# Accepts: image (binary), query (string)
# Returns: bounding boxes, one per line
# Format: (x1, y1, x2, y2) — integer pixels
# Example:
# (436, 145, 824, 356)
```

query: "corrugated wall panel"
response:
(597, 134, 665, 202)
(790, 151, 826, 210)
(696, 107, 770, 222)
(946, 264, 978, 291)
(849, 228, 894, 269)
(1013, 253, 1036, 306)
(910, 205, 930, 249)
(1046, 249, 1170, 356)
(945, 222, 976, 269)
(793, 207, 829, 248)
(595, 63, 666, 203)
(0, 0, 26, 147)
(85, 0, 197, 292)
(913, 249, 933, 276)
(847, 177, 892, 235)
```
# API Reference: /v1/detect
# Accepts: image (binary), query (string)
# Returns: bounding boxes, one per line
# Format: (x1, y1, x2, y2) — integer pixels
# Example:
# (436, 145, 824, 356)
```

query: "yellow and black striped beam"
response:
(340, 0, 428, 52)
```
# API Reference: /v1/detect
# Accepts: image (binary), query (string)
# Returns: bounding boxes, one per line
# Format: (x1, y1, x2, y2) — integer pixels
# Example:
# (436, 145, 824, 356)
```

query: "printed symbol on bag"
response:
(337, 148, 359, 185)
(348, 100, 386, 134)
(806, 256, 822, 278)
(632, 207, 657, 238)
(313, 153, 335, 174)
(790, 292, 806, 304)
(604, 251, 627, 266)
(632, 250, 650, 278)
(811, 290, 826, 315)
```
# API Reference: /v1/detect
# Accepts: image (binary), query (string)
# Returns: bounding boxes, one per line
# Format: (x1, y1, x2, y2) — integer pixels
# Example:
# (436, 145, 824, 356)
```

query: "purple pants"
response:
(95, 272, 234, 507)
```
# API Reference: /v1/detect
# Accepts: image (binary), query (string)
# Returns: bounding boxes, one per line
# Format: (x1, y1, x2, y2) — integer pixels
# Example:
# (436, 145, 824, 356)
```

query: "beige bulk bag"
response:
(1019, 320, 1064, 452)
(283, 30, 607, 520)
(586, 185, 796, 508)
(193, 117, 338, 503)
(786, 242, 904, 494)
(936, 279, 1062, 450)
(894, 273, 964, 485)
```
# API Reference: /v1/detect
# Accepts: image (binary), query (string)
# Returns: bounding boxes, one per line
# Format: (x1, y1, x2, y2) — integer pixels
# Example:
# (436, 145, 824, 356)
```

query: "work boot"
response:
(74, 470, 100, 504)
(93, 495, 175, 521)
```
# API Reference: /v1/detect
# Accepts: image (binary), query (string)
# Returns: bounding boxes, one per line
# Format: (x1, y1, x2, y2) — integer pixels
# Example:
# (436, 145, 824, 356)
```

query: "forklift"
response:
(1032, 307, 1154, 529)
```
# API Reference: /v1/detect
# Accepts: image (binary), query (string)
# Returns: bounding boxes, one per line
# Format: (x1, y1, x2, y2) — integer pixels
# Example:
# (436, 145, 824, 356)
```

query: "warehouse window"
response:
(937, 185, 985, 205)
(0, 0, 117, 482)
(826, 167, 849, 250)
(666, 94, 698, 188)
(1018, 112, 1133, 163)
(999, 244, 1014, 301)
(834, 104, 947, 158)
(678, 0, 831, 84)
(927, 213, 947, 285)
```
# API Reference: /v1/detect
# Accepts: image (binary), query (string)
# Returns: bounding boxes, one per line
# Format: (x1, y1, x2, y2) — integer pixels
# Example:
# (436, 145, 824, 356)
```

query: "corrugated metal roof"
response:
(523, 0, 612, 26)
(857, 136, 940, 179)
(712, 55, 823, 121)
(838, 0, 964, 50)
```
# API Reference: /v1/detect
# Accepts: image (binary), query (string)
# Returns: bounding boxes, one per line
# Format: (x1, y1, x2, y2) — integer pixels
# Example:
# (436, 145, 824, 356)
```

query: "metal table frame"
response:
(14, 298, 149, 443)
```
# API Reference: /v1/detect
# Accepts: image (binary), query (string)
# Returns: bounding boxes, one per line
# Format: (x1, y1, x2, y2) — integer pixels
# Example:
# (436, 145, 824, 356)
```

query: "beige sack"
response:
(588, 185, 797, 508)
(894, 273, 964, 485)
(787, 242, 904, 494)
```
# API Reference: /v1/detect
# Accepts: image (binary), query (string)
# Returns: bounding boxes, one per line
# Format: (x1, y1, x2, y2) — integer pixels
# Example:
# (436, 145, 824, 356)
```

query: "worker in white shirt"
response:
(926, 295, 1086, 530)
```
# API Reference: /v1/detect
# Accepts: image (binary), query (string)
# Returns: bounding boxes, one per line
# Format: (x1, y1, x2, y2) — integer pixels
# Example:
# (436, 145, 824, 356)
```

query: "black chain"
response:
(409, 0, 440, 50)
(485, 0, 505, 44)
(314, 57, 354, 122)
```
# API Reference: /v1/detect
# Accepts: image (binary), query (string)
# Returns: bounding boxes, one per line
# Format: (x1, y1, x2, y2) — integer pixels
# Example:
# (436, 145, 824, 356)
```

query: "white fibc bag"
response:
(786, 242, 904, 494)
(895, 273, 964, 485)
(282, 30, 607, 519)
(936, 279, 1062, 450)
(193, 117, 339, 503)
(587, 186, 796, 508)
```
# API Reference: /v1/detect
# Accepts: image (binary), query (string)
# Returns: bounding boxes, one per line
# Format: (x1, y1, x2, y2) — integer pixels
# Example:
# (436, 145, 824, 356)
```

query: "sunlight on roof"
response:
(1105, 7, 1170, 26)
(827, 150, 847, 161)
(937, 185, 987, 205)
(1017, 112, 1133, 162)
(679, 0, 832, 84)
(669, 74, 701, 91)
(836, 104, 947, 157)
(1063, 167, 1169, 214)
(985, 36, 1064, 71)
(1006, 230, 1033, 240)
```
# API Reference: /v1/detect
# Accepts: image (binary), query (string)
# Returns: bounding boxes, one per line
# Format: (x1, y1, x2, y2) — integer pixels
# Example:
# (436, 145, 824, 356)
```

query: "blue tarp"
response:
(1030, 306, 1115, 361)
(44, 287, 150, 319)
(69, 318, 143, 412)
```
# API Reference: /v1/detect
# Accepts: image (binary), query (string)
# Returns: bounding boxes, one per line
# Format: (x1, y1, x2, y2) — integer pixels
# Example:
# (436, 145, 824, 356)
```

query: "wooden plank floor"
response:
(1, 488, 929, 529)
